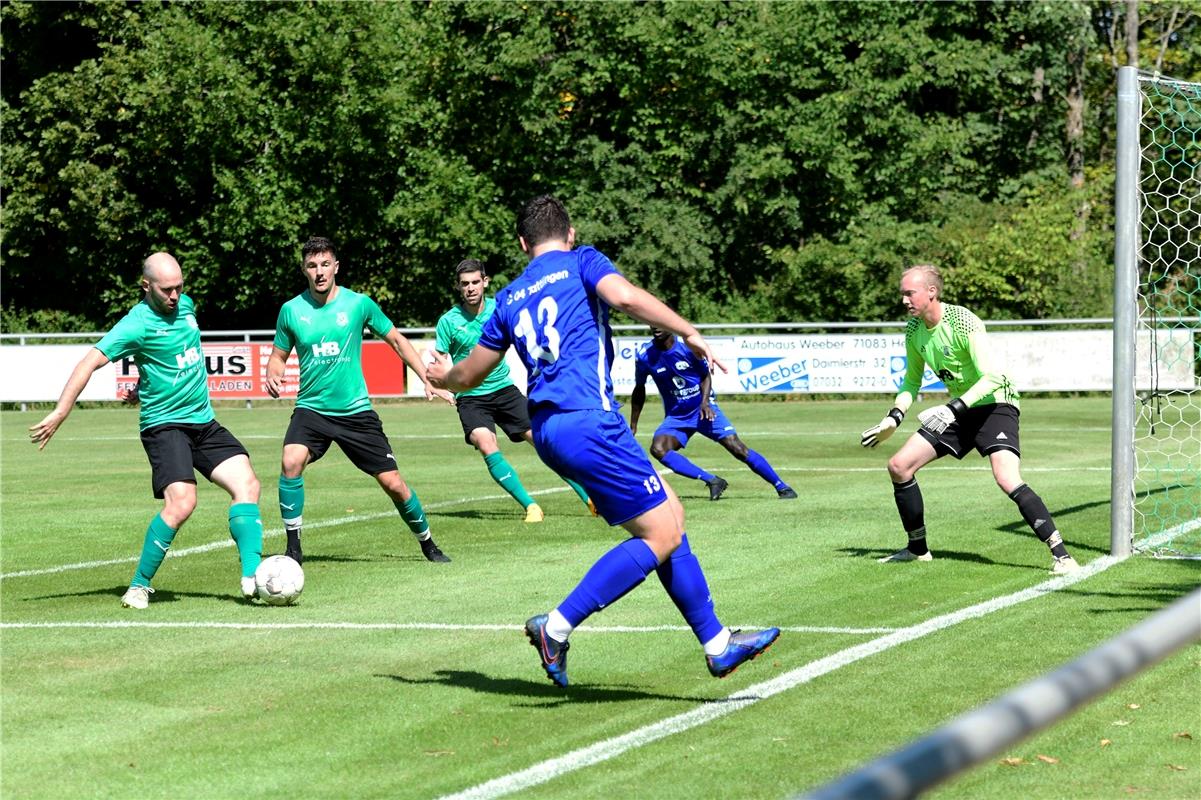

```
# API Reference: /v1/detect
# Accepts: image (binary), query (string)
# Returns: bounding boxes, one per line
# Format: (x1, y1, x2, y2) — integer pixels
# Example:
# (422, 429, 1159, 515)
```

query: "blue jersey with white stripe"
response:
(633, 337, 714, 419)
(478, 246, 620, 416)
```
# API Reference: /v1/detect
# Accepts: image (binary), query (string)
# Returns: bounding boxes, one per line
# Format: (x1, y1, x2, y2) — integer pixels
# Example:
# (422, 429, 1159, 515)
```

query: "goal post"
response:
(1112, 65, 1201, 559)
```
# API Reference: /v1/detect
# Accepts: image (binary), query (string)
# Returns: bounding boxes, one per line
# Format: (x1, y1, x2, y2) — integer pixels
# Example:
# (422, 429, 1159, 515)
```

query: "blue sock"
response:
(661, 450, 717, 483)
(655, 534, 724, 645)
(558, 538, 660, 626)
(745, 449, 787, 490)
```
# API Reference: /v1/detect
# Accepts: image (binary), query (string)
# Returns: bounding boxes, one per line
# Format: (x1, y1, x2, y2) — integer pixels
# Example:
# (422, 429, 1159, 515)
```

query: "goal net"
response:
(1115, 68, 1201, 559)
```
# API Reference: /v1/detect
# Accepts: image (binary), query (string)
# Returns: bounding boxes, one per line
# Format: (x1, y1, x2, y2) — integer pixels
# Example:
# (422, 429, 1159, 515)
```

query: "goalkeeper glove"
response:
(861, 407, 905, 448)
(917, 398, 968, 435)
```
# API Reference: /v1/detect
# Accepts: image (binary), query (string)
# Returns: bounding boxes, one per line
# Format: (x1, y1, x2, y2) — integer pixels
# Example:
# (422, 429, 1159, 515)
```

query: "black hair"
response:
(302, 236, 337, 262)
(516, 195, 570, 247)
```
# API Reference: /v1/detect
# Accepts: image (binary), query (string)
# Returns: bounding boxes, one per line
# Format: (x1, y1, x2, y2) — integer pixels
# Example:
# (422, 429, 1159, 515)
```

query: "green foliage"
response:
(0, 305, 97, 335)
(2, 1, 1199, 328)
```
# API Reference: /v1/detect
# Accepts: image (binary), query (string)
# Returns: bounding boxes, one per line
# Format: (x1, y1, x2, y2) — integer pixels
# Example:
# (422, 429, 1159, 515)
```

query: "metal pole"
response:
(1111, 66, 1140, 558)
(800, 588, 1201, 800)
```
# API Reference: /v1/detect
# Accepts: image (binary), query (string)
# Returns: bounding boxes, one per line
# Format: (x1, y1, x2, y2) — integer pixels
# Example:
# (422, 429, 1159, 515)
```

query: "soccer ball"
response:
(254, 555, 304, 606)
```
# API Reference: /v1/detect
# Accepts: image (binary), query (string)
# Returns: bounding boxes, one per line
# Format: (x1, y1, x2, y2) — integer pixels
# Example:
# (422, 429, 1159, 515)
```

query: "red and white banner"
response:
(4, 341, 407, 402)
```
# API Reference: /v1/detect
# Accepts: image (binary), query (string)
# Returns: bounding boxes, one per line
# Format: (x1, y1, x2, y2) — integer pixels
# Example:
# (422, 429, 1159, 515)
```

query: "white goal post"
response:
(1112, 66, 1201, 559)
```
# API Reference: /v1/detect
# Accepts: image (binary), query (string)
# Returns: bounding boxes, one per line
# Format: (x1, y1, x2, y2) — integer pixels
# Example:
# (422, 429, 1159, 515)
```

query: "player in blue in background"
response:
(427, 195, 779, 687)
(630, 326, 797, 502)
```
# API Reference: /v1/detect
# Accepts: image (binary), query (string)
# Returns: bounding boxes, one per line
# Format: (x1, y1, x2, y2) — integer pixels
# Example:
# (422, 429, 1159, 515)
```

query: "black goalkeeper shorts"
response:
(917, 402, 1021, 460)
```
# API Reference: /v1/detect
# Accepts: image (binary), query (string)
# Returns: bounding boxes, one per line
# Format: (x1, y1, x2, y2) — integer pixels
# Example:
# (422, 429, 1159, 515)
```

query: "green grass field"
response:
(1, 398, 1198, 800)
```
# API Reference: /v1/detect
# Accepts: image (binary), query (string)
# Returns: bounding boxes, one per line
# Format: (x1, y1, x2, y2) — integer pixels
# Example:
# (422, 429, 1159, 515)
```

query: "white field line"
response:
(433, 519, 1198, 800)
(0, 622, 896, 635)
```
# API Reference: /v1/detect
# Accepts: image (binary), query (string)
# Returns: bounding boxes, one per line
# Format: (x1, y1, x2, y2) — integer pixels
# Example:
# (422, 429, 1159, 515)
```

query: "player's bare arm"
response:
(385, 328, 453, 404)
(29, 347, 110, 450)
(428, 344, 504, 394)
(265, 346, 290, 399)
(595, 273, 727, 374)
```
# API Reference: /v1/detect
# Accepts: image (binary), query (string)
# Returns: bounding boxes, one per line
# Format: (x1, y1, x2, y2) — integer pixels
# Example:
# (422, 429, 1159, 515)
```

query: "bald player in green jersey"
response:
(30, 252, 265, 609)
(435, 259, 594, 522)
(266, 236, 452, 564)
(860, 264, 1080, 574)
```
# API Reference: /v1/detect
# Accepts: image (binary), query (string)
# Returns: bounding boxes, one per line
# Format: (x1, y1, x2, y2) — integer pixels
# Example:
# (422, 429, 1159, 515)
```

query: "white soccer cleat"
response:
(878, 548, 934, 563)
(241, 576, 257, 600)
(121, 585, 153, 609)
(524, 503, 545, 523)
(1051, 555, 1081, 574)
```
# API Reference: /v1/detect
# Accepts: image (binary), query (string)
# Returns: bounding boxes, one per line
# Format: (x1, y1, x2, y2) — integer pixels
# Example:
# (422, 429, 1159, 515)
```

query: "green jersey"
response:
(273, 287, 394, 416)
(434, 298, 512, 398)
(96, 294, 214, 431)
(896, 303, 1019, 410)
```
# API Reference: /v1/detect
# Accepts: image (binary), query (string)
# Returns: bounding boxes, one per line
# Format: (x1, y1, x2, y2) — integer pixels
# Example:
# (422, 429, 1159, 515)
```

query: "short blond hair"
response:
(903, 264, 943, 297)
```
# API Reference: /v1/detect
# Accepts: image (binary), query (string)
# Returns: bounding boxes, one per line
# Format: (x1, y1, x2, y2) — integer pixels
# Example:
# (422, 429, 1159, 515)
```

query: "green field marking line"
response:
(0, 622, 897, 635)
(433, 519, 1201, 800)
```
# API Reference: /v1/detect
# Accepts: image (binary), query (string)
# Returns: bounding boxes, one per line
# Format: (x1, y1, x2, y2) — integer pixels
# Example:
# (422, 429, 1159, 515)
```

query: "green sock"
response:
(564, 477, 590, 507)
(132, 514, 177, 587)
(393, 490, 430, 539)
(228, 503, 263, 578)
(484, 451, 535, 508)
(278, 474, 305, 530)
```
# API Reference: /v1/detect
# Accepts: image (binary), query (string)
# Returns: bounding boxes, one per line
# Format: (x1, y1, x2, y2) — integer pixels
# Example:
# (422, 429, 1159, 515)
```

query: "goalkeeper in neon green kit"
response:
(860, 264, 1080, 574)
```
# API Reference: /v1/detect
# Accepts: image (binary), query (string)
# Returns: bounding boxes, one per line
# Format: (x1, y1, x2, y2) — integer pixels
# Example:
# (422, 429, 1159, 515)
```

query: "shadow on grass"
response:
(994, 486, 1185, 555)
(1059, 577, 1201, 613)
(22, 585, 252, 605)
(835, 547, 1044, 572)
(376, 670, 744, 706)
(433, 509, 523, 522)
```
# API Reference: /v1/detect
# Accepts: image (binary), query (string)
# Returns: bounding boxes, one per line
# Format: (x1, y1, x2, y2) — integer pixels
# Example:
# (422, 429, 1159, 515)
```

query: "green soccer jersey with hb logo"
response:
(895, 303, 1020, 410)
(273, 288, 394, 416)
(434, 297, 512, 399)
(96, 294, 214, 431)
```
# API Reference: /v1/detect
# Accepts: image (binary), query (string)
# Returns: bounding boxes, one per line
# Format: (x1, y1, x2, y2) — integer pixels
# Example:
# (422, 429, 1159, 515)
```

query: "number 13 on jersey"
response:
(514, 297, 561, 364)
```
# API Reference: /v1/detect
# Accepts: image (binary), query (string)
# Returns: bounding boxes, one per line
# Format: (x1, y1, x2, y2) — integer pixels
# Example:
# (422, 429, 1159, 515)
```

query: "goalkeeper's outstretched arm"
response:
(861, 334, 922, 448)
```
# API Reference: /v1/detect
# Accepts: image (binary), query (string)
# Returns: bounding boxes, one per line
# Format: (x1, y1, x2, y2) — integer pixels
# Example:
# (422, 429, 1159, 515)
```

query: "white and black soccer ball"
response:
(254, 555, 304, 606)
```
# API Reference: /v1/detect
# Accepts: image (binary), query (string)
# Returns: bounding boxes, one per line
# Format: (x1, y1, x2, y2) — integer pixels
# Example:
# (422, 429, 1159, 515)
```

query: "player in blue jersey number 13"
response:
(427, 195, 779, 686)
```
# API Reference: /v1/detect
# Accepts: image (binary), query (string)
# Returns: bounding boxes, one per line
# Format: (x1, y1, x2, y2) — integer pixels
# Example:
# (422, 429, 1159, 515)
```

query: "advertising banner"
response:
(3, 329, 1192, 402)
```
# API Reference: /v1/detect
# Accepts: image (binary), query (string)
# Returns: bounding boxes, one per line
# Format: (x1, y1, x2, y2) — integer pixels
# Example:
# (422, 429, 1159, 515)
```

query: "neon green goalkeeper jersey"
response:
(434, 298, 512, 399)
(895, 304, 1019, 410)
(96, 294, 214, 431)
(273, 287, 394, 416)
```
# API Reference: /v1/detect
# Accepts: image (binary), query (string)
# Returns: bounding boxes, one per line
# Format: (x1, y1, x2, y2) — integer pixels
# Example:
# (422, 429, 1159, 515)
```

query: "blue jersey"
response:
(478, 246, 620, 418)
(633, 337, 714, 420)
(478, 245, 667, 526)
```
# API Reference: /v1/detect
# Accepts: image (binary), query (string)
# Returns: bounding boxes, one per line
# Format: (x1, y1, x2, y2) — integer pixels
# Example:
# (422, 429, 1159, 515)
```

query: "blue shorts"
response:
(654, 407, 737, 448)
(532, 408, 668, 526)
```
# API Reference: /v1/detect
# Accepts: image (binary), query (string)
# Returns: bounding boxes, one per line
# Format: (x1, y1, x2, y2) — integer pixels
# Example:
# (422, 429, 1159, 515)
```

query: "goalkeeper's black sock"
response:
(893, 478, 928, 555)
(1009, 483, 1069, 557)
(906, 526, 929, 557)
